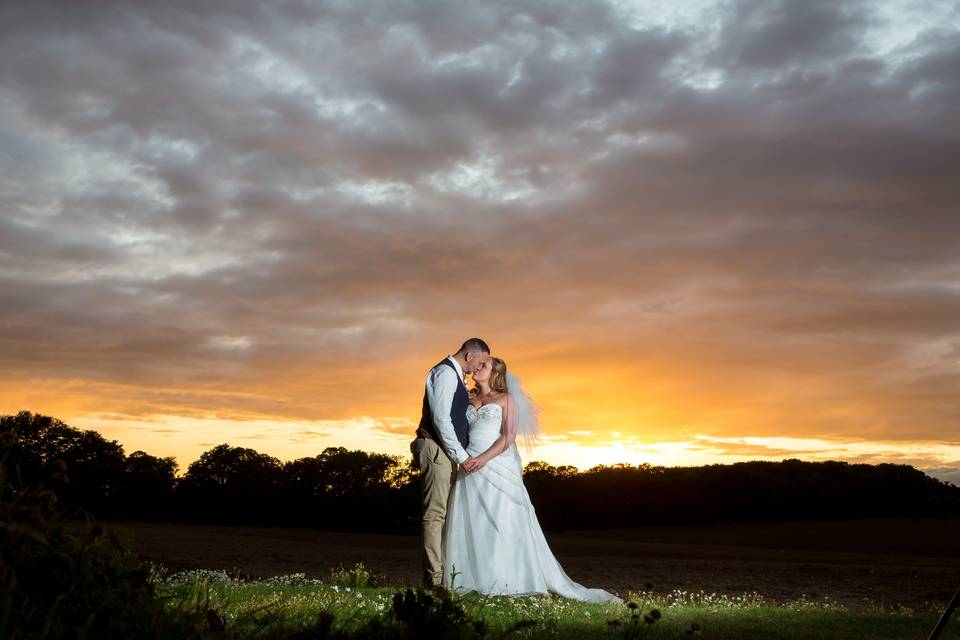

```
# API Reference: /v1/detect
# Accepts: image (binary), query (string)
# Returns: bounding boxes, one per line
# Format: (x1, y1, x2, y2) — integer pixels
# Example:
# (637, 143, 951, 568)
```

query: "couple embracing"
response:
(410, 338, 620, 602)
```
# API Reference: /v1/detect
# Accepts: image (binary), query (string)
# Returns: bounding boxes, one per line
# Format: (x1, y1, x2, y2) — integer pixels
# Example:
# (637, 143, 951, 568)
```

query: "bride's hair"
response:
(490, 357, 508, 394)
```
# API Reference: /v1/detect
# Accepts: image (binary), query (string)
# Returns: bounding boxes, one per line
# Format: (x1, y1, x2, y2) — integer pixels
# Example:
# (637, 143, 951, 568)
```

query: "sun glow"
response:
(46, 410, 960, 485)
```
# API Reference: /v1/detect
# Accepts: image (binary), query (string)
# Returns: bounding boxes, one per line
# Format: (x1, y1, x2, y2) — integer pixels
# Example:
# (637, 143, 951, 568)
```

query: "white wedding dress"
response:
(442, 403, 621, 603)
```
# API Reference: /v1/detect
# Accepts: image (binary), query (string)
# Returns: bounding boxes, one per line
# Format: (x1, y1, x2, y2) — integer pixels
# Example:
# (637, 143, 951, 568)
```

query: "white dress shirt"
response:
(425, 355, 470, 464)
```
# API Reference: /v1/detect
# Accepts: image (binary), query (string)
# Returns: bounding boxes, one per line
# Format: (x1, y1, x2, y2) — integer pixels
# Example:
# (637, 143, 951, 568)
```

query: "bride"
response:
(442, 356, 621, 603)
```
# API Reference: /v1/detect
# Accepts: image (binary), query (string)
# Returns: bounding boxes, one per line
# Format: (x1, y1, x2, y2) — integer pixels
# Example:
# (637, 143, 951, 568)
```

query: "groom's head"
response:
(455, 338, 490, 374)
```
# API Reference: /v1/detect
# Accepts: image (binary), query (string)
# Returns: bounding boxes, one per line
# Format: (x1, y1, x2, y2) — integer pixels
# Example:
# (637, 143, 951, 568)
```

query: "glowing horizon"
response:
(5, 403, 956, 486)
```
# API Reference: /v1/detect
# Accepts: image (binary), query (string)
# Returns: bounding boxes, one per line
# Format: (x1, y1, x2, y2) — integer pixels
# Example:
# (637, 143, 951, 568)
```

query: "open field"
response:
(109, 517, 960, 612)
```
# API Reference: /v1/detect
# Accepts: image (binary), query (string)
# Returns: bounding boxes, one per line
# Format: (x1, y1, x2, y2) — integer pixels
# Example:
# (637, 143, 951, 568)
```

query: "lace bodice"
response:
(467, 402, 501, 422)
(465, 403, 505, 452)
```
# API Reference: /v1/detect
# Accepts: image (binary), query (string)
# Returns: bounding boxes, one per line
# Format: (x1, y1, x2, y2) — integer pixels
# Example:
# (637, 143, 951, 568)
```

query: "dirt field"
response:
(107, 518, 960, 611)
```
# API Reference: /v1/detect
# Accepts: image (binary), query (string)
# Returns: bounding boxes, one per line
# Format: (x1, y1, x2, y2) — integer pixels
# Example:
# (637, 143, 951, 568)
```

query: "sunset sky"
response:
(2, 0, 958, 485)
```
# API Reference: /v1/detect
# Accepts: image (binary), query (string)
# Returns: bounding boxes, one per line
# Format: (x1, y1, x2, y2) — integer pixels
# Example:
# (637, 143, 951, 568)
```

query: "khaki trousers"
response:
(411, 437, 456, 587)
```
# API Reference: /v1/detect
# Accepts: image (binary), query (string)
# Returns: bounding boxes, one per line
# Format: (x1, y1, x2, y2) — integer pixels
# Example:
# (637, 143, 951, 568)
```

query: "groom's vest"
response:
(417, 359, 470, 450)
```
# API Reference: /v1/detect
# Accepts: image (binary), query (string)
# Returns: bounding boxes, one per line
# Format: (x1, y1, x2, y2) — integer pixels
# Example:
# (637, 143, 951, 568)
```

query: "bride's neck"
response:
(477, 382, 492, 395)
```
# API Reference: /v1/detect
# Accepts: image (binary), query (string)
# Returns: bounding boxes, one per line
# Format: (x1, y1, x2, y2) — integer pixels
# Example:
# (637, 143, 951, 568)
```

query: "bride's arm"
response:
(472, 395, 518, 468)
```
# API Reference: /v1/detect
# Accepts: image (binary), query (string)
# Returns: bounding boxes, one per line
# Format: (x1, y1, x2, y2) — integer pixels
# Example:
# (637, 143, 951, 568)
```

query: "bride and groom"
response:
(410, 338, 620, 603)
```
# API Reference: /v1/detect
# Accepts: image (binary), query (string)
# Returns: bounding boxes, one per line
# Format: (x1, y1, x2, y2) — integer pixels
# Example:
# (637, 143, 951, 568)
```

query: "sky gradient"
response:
(2, 0, 959, 484)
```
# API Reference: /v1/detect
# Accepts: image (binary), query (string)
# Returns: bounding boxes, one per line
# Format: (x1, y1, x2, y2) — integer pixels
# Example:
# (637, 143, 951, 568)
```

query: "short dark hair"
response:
(457, 337, 490, 354)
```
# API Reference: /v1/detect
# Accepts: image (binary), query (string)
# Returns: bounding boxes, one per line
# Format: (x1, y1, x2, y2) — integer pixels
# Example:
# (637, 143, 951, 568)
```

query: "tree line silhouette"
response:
(3, 410, 958, 531)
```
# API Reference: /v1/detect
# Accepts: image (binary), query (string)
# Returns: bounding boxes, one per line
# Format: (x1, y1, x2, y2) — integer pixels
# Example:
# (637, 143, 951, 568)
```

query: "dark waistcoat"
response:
(417, 359, 470, 450)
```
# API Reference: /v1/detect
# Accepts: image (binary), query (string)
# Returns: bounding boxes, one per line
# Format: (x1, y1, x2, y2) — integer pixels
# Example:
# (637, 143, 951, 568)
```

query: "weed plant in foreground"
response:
(154, 568, 960, 639)
(0, 458, 216, 640)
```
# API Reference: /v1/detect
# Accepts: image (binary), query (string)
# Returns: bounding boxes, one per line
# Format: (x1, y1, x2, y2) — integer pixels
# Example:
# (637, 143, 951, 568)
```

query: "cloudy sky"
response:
(2, 0, 958, 484)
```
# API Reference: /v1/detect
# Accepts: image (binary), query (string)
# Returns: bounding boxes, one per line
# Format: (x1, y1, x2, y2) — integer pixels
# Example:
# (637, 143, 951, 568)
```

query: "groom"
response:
(411, 337, 490, 587)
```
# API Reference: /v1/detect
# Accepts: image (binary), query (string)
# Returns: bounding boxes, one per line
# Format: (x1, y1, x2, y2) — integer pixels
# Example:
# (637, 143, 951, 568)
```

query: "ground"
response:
(107, 517, 960, 612)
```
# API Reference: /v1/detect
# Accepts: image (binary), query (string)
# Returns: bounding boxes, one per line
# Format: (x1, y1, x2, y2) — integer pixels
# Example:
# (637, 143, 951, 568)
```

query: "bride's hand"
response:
(463, 457, 483, 472)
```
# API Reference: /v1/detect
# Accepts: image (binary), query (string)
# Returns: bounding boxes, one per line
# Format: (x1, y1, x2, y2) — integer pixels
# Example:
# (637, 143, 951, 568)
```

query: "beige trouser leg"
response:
(412, 437, 455, 587)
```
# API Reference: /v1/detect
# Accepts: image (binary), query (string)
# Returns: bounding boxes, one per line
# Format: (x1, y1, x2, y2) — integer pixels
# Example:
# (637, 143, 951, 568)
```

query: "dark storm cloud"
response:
(1, 0, 958, 446)
(712, 0, 871, 70)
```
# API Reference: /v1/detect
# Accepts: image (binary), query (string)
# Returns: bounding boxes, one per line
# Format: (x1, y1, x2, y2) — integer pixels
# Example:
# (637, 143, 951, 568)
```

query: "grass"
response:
(105, 519, 960, 612)
(153, 567, 960, 639)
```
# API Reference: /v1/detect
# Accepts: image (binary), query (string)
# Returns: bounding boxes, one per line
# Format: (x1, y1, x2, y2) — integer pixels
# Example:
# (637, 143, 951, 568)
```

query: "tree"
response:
(120, 451, 178, 519)
(282, 447, 417, 530)
(177, 444, 283, 523)
(0, 410, 126, 516)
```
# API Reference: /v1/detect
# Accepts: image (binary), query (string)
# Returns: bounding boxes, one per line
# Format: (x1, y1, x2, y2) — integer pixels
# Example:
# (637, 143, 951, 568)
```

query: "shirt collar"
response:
(446, 355, 466, 383)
